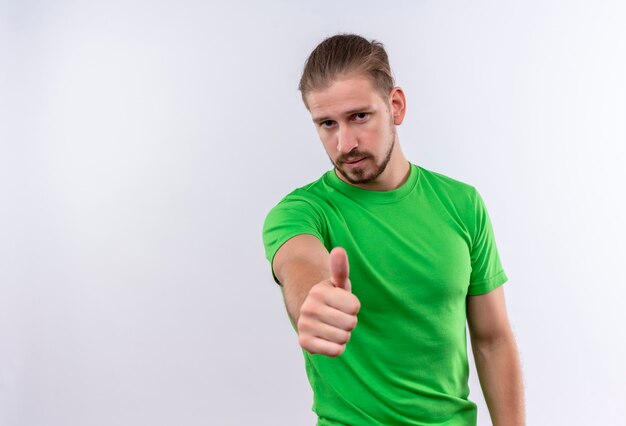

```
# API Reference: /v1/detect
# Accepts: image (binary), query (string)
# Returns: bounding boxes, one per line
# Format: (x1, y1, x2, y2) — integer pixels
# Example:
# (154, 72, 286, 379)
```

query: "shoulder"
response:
(262, 173, 334, 266)
(269, 170, 337, 211)
(413, 164, 491, 242)
(263, 171, 335, 229)
(417, 165, 476, 194)
(415, 164, 480, 207)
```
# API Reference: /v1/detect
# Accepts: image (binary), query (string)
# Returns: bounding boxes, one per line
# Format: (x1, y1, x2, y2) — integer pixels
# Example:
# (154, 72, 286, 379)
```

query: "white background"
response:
(2, 1, 625, 425)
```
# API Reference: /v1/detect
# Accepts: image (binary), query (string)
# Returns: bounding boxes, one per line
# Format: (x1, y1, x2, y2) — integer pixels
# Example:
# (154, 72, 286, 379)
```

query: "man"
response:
(262, 34, 524, 426)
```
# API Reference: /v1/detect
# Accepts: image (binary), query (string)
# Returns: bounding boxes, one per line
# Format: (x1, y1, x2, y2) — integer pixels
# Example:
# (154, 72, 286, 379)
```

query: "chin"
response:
(340, 167, 379, 185)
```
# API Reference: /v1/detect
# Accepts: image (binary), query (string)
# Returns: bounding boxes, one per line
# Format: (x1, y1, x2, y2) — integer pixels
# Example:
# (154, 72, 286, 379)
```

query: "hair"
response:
(298, 34, 395, 106)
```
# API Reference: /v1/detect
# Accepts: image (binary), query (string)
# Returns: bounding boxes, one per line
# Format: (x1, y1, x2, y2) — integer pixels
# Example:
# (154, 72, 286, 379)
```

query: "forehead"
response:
(306, 75, 384, 119)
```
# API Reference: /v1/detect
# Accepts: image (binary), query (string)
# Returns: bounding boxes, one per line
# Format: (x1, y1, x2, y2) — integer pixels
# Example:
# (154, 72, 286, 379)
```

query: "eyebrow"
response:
(312, 106, 373, 123)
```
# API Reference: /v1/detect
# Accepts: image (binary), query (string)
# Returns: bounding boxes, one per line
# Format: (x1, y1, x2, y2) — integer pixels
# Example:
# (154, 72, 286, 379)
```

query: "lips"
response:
(342, 157, 366, 169)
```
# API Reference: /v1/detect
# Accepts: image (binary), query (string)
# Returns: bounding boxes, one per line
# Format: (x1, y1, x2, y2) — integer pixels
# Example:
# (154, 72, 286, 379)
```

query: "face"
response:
(305, 75, 406, 189)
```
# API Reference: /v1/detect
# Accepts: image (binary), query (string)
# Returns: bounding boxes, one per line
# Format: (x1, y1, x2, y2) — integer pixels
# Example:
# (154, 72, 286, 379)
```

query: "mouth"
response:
(341, 157, 367, 169)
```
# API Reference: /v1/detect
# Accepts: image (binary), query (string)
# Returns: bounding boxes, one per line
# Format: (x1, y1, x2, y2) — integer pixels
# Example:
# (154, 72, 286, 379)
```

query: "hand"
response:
(297, 247, 361, 357)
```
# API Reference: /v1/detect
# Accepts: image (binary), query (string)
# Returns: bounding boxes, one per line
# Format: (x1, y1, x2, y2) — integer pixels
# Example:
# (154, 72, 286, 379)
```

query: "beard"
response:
(332, 130, 396, 185)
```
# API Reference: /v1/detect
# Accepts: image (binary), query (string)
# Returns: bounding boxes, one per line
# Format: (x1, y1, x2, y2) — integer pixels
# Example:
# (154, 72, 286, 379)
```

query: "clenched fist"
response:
(297, 247, 361, 357)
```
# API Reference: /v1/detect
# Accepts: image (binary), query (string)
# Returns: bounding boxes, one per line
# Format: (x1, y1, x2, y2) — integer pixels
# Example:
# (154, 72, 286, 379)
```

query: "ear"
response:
(389, 87, 407, 125)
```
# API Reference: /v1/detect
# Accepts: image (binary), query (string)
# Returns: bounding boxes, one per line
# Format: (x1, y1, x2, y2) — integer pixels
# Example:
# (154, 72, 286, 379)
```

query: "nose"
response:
(336, 125, 358, 154)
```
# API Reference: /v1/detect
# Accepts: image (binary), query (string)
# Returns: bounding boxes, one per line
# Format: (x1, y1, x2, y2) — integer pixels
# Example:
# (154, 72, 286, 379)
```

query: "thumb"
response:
(329, 247, 350, 291)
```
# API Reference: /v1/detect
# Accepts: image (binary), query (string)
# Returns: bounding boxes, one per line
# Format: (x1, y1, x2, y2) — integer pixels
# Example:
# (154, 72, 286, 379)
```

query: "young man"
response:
(263, 34, 524, 426)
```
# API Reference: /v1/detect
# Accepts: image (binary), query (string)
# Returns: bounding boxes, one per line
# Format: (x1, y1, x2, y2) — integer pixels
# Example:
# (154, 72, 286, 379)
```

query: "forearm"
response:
(471, 334, 525, 425)
(277, 257, 328, 325)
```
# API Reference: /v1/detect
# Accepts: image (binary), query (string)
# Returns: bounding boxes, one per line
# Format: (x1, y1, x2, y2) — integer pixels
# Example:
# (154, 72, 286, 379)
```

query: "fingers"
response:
(298, 306, 356, 358)
(306, 283, 361, 317)
(299, 319, 352, 345)
(300, 295, 359, 331)
(329, 247, 350, 291)
(297, 280, 361, 357)
(298, 335, 347, 358)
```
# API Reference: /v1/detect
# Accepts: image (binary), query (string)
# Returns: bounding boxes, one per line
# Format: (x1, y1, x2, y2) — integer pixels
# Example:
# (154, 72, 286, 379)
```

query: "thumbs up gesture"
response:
(297, 247, 361, 357)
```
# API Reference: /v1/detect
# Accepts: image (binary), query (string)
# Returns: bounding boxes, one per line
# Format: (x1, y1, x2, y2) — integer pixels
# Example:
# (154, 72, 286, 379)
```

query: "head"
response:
(298, 34, 395, 108)
(299, 34, 407, 190)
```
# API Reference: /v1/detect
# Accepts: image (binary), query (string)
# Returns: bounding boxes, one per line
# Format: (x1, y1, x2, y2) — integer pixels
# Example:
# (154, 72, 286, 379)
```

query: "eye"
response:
(353, 112, 369, 122)
(320, 120, 336, 129)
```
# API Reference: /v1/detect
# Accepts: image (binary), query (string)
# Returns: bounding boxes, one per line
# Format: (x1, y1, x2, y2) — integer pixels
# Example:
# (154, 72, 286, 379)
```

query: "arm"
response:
(466, 286, 525, 426)
(273, 234, 360, 357)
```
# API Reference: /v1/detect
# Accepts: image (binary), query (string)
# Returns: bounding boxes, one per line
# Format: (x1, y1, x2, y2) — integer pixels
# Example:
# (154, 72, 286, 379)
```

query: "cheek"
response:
(363, 125, 385, 144)
(319, 135, 336, 154)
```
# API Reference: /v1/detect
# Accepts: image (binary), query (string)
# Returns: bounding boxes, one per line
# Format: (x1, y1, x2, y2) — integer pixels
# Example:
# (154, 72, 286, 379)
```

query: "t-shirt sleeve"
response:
(262, 194, 326, 284)
(467, 189, 508, 295)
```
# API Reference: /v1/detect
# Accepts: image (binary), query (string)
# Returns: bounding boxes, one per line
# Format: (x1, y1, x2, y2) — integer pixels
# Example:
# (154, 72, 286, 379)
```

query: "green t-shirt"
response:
(263, 163, 508, 426)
